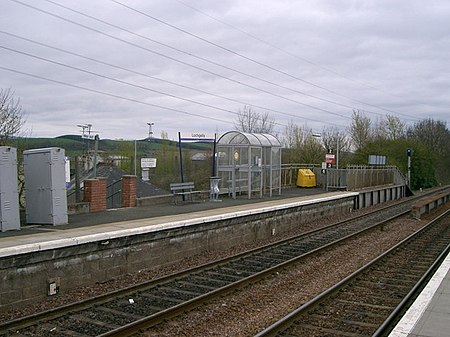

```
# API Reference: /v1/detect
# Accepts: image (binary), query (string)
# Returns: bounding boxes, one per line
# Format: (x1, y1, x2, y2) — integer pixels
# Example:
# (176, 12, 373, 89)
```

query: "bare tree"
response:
(160, 130, 169, 140)
(348, 109, 372, 151)
(374, 114, 406, 141)
(320, 127, 350, 153)
(282, 120, 297, 148)
(234, 105, 275, 134)
(283, 121, 323, 163)
(0, 88, 26, 145)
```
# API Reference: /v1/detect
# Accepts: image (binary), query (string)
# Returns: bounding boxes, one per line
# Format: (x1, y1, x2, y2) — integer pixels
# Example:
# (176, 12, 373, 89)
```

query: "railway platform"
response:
(0, 187, 353, 255)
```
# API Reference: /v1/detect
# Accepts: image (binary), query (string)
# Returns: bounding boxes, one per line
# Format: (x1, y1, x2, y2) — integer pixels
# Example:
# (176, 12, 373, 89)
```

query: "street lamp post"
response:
(134, 123, 155, 177)
(336, 137, 340, 170)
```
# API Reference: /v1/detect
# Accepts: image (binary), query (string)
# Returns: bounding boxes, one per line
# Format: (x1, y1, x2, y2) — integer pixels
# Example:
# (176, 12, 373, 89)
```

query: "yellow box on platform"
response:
(297, 169, 316, 187)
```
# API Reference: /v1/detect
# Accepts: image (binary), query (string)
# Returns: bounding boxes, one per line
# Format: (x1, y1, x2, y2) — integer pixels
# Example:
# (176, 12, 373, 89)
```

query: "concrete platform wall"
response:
(0, 196, 355, 311)
(354, 184, 406, 209)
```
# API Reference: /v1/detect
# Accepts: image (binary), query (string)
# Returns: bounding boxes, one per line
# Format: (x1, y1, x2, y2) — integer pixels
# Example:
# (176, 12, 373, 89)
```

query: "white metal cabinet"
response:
(23, 147, 68, 225)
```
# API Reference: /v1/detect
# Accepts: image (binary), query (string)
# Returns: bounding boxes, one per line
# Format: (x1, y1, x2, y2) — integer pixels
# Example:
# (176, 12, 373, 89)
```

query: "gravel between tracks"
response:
(141, 208, 448, 337)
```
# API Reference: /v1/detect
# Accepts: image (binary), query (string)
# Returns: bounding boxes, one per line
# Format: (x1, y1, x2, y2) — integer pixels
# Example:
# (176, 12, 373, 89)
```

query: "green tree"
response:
(407, 119, 450, 185)
(353, 138, 437, 189)
(117, 140, 134, 173)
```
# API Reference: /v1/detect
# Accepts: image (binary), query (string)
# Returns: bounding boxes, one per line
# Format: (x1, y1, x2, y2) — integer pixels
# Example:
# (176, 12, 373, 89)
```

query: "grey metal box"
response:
(23, 147, 68, 225)
(0, 146, 20, 231)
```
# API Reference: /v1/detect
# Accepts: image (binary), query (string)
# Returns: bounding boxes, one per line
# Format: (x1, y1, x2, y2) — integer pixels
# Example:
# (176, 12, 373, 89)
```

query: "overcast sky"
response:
(1, 0, 449, 140)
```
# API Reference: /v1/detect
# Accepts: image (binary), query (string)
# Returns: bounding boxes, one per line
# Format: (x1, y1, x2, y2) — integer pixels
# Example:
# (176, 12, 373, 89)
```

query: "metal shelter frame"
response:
(216, 131, 282, 199)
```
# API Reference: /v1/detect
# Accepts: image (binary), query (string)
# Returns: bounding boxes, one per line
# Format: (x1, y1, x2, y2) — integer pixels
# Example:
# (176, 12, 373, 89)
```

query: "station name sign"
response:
(180, 132, 216, 142)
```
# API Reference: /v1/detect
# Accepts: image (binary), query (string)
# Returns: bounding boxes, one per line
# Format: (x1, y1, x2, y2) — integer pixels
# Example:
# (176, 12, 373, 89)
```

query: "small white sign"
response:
(65, 157, 71, 189)
(141, 158, 157, 168)
(368, 155, 386, 165)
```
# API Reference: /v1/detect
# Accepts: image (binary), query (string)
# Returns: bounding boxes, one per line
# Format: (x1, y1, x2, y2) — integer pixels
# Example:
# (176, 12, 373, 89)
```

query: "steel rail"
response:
(98, 209, 410, 337)
(254, 209, 450, 337)
(373, 245, 450, 336)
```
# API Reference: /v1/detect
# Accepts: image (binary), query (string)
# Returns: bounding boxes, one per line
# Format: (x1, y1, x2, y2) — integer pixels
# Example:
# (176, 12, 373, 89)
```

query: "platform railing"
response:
(282, 164, 407, 191)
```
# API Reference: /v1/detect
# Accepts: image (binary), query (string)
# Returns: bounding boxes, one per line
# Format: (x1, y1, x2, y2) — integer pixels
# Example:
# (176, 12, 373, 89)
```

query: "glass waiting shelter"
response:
(216, 131, 282, 199)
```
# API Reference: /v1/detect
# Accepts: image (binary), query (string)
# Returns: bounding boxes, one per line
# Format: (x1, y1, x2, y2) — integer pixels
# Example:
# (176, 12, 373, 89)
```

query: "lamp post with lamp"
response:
(134, 122, 154, 177)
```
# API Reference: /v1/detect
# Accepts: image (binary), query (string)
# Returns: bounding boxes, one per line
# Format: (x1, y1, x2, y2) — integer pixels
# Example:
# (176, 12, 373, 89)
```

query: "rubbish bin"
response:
(209, 176, 221, 202)
(296, 169, 316, 187)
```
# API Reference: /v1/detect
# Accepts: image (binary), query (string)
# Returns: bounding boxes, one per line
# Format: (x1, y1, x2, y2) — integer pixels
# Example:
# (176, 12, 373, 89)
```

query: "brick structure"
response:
(83, 178, 107, 212)
(121, 175, 137, 208)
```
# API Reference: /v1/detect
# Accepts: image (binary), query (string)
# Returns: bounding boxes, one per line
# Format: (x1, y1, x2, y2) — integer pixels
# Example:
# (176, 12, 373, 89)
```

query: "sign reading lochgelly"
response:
(180, 132, 216, 142)
(191, 133, 207, 138)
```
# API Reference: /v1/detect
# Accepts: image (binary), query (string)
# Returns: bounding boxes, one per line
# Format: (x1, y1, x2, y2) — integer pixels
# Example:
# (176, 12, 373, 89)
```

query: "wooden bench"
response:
(170, 182, 202, 205)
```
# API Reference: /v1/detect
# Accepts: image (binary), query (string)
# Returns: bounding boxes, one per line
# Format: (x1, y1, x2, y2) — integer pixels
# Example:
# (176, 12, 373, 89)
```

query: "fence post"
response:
(84, 178, 107, 212)
(75, 156, 81, 203)
(122, 175, 137, 208)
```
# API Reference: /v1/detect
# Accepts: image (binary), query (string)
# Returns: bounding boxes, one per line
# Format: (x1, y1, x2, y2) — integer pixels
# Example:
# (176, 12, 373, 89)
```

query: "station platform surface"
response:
(0, 188, 357, 257)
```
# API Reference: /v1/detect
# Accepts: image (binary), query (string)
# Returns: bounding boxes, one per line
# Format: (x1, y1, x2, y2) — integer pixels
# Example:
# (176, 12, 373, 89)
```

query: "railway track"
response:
(255, 209, 450, 337)
(0, 190, 445, 337)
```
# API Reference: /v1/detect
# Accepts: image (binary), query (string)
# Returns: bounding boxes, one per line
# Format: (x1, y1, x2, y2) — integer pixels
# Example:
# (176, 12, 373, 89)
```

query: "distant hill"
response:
(15, 135, 212, 157)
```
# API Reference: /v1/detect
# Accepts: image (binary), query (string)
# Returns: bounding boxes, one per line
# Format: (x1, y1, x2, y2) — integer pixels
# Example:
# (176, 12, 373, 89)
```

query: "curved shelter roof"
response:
(217, 131, 281, 147)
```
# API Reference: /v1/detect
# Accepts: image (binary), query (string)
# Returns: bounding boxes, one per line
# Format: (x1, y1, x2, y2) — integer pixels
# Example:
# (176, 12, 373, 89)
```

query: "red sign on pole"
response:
(325, 153, 336, 164)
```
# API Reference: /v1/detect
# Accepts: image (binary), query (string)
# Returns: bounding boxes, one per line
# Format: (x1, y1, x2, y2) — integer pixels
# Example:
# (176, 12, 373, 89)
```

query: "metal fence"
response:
(282, 164, 407, 191)
(66, 179, 122, 209)
(107, 179, 122, 209)
(314, 168, 348, 190)
(281, 164, 320, 187)
(344, 165, 407, 190)
(67, 187, 84, 204)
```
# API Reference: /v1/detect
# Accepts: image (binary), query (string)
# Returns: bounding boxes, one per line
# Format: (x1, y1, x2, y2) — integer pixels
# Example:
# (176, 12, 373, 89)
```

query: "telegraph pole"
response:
(407, 148, 412, 188)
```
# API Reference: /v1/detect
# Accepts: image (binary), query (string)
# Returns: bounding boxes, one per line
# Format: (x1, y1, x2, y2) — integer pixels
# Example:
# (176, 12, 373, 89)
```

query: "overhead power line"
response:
(0, 65, 234, 126)
(0, 44, 293, 129)
(0, 30, 344, 127)
(173, 0, 400, 97)
(109, 0, 420, 121)
(8, 0, 351, 120)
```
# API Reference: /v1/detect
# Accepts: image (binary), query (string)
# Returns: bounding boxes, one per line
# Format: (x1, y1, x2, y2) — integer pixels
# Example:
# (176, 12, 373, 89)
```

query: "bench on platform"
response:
(170, 182, 202, 205)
